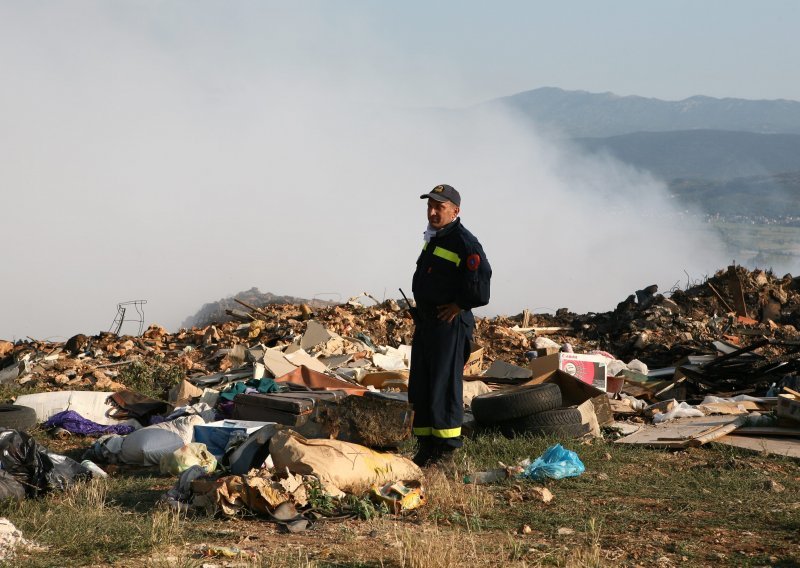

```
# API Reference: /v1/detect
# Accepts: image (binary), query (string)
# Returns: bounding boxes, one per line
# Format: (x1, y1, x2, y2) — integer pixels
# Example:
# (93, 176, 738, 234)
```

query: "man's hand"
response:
(436, 303, 461, 323)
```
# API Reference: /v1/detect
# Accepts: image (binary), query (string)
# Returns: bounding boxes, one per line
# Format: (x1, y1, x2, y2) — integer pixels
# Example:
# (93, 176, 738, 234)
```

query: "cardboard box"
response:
(524, 369, 614, 427)
(528, 352, 607, 391)
(463, 342, 484, 376)
(777, 393, 800, 423)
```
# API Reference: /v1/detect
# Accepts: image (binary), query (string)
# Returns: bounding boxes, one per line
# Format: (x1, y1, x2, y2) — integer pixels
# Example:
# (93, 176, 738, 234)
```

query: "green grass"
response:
(0, 382, 52, 405)
(116, 359, 185, 399)
(423, 433, 800, 566)
(2, 432, 798, 567)
(0, 477, 186, 567)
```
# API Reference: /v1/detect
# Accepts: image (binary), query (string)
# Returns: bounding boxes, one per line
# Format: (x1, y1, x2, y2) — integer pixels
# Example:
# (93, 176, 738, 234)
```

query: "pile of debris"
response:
(0, 264, 797, 482)
(4, 264, 800, 399)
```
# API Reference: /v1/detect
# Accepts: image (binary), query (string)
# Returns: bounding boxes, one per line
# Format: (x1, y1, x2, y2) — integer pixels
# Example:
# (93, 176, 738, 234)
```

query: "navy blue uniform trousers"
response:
(408, 311, 473, 448)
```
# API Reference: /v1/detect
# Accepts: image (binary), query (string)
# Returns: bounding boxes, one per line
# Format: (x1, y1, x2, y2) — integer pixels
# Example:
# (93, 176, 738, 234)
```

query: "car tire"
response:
(471, 383, 562, 425)
(0, 404, 38, 432)
(500, 407, 588, 439)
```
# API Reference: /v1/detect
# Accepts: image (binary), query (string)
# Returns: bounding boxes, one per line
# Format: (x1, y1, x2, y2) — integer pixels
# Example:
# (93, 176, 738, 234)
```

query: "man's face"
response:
(427, 198, 460, 229)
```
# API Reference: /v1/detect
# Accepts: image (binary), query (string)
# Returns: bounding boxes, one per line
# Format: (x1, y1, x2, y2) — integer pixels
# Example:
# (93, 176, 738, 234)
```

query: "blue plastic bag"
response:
(520, 443, 585, 481)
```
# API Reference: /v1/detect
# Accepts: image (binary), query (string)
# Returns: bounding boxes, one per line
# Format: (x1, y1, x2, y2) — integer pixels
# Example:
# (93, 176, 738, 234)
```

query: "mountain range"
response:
(482, 87, 800, 138)
(479, 87, 800, 217)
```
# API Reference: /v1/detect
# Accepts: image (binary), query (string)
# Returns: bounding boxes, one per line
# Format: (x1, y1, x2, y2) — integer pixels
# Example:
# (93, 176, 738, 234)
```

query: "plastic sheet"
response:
(520, 443, 585, 481)
(0, 470, 25, 501)
(0, 429, 90, 497)
(159, 443, 217, 475)
(700, 395, 770, 404)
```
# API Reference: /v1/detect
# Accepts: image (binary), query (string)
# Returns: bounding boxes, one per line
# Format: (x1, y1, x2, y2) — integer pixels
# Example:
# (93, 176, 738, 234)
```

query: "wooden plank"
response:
(727, 265, 748, 318)
(715, 435, 800, 458)
(778, 392, 800, 423)
(615, 415, 748, 448)
(730, 426, 800, 438)
(697, 401, 765, 415)
(692, 418, 749, 445)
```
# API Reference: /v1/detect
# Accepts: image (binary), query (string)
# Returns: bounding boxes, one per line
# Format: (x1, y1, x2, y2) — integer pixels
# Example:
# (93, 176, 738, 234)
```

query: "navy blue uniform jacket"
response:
(412, 218, 491, 321)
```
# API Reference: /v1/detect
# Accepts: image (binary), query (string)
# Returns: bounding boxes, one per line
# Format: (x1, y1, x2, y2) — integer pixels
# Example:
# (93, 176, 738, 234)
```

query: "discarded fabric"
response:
(219, 378, 287, 401)
(43, 410, 136, 437)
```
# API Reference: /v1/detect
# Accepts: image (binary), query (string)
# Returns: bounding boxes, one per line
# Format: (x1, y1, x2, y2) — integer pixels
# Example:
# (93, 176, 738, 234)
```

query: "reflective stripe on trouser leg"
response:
(412, 427, 432, 436)
(431, 427, 461, 438)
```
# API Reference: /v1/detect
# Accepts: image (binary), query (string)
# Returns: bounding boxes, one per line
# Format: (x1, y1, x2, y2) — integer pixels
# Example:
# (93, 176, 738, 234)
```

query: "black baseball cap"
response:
(420, 184, 461, 206)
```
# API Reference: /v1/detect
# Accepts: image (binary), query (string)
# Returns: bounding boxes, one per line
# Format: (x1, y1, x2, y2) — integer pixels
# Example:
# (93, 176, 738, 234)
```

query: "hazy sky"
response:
(1, 1, 797, 340)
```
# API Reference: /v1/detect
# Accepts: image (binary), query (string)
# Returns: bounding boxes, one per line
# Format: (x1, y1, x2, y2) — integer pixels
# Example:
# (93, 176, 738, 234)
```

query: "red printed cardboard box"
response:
(527, 352, 607, 392)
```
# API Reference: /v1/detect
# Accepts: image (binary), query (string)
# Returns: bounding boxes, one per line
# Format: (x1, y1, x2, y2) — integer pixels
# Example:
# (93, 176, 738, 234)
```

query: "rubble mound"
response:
(581, 265, 800, 367)
(2, 266, 799, 400)
(181, 288, 333, 329)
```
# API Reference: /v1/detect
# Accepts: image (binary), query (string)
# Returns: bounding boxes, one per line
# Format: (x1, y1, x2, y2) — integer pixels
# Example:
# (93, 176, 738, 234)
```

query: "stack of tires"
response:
(471, 384, 587, 438)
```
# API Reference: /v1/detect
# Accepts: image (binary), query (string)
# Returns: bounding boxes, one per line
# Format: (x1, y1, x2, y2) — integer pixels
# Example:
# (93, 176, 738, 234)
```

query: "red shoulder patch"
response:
(466, 254, 481, 271)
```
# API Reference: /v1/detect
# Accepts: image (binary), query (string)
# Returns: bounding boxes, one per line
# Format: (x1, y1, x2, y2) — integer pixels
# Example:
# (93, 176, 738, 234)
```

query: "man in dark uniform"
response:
(409, 184, 491, 466)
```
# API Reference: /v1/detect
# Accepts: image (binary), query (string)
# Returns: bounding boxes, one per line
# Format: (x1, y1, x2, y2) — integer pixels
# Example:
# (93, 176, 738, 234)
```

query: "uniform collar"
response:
(435, 217, 461, 238)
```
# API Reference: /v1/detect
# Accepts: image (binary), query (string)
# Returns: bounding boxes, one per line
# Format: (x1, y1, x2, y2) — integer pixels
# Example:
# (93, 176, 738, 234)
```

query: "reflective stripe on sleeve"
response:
(432, 246, 461, 267)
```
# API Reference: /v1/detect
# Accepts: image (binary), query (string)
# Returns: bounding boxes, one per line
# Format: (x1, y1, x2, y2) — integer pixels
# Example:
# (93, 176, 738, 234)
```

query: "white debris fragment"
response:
(0, 517, 44, 561)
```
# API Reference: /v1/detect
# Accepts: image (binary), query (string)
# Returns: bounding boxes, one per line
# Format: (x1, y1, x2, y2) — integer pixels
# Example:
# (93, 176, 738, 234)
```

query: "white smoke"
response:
(0, 2, 727, 339)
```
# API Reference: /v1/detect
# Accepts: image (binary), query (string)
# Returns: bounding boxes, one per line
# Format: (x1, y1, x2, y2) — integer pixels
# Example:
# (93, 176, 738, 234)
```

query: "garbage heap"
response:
(0, 264, 797, 508)
(4, 264, 800, 397)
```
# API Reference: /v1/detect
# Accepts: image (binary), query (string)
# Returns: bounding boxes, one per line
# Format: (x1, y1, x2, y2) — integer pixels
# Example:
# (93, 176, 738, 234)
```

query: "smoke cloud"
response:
(0, 3, 727, 340)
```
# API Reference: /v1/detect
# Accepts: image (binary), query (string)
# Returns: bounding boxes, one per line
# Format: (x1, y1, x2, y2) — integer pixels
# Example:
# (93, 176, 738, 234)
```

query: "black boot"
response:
(427, 438, 457, 468)
(412, 437, 435, 466)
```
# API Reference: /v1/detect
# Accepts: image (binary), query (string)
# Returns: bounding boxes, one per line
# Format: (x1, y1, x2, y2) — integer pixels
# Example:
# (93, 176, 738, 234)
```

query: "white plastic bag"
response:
(652, 402, 704, 424)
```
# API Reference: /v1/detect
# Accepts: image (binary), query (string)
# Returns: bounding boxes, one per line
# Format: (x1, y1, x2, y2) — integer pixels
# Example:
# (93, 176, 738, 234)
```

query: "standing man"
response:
(409, 184, 491, 466)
